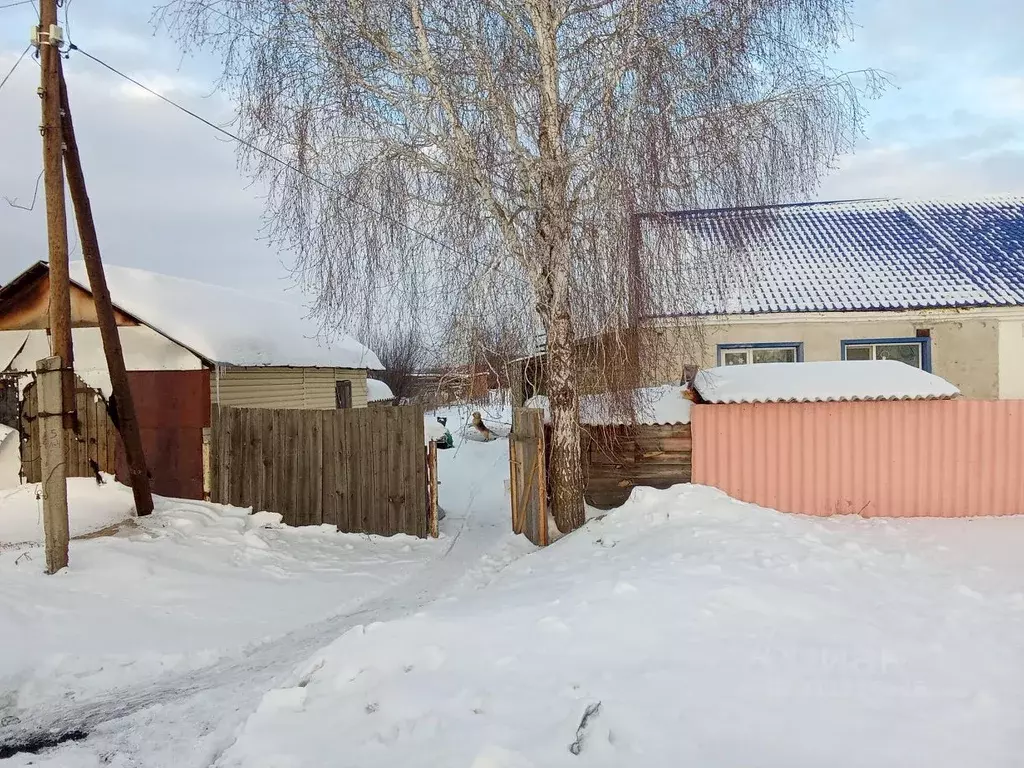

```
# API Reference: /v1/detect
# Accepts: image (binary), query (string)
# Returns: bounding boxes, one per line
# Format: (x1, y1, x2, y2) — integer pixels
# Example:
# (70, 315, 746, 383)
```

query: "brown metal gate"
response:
(509, 407, 549, 545)
(120, 370, 210, 500)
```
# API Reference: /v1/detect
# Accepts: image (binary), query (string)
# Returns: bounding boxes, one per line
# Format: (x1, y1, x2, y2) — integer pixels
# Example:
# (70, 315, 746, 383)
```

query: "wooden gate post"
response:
(37, 356, 69, 573)
(510, 408, 549, 546)
(427, 440, 439, 538)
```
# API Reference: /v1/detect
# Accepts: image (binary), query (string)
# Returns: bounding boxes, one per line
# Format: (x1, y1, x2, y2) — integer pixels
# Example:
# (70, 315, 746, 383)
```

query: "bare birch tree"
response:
(160, 0, 879, 533)
(368, 324, 430, 402)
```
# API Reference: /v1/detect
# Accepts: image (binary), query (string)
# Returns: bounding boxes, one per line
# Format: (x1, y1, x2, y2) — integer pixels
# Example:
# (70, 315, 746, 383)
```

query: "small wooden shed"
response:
(528, 385, 694, 509)
(0, 261, 383, 499)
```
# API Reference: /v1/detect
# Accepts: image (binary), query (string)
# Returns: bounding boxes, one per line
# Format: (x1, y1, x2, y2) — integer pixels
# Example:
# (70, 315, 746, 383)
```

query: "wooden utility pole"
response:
(38, 0, 76, 431)
(37, 357, 69, 573)
(58, 62, 154, 516)
(36, 0, 72, 571)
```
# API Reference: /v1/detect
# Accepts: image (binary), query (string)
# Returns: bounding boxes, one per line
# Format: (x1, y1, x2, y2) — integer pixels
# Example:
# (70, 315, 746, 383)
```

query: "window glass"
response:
(876, 343, 922, 368)
(753, 347, 797, 364)
(723, 351, 749, 366)
(844, 345, 873, 361)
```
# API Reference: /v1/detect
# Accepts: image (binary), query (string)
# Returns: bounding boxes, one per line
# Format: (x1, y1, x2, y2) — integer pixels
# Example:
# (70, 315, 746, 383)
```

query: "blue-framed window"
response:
(840, 337, 932, 372)
(717, 342, 804, 366)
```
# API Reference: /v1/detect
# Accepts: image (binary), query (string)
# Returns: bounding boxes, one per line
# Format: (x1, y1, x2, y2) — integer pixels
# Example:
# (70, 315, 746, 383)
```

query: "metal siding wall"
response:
(215, 368, 305, 409)
(692, 400, 1024, 518)
(213, 368, 369, 409)
(336, 369, 369, 409)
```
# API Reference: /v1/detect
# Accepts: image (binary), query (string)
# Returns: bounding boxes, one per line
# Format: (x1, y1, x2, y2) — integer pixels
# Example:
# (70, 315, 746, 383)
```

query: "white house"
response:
(646, 196, 1024, 399)
(0, 261, 383, 409)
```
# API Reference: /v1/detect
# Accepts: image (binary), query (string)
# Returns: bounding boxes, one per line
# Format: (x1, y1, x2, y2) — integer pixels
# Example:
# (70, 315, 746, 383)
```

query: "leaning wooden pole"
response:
(58, 62, 154, 516)
(38, 0, 76, 432)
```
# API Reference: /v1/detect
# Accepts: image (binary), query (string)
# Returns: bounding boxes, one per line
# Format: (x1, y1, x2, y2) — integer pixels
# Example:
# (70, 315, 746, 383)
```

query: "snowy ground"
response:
(210, 484, 1024, 768)
(0, 407, 521, 765)
(0, 476, 137, 545)
(3, 405, 1024, 766)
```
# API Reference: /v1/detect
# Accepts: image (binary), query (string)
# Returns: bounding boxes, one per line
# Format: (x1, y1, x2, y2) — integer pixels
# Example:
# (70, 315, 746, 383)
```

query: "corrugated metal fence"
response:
(692, 400, 1024, 518)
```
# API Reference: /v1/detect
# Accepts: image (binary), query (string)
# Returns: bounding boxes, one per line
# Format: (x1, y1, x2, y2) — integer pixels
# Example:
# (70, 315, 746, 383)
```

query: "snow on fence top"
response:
(68, 262, 383, 370)
(525, 384, 692, 426)
(367, 378, 395, 402)
(693, 360, 960, 404)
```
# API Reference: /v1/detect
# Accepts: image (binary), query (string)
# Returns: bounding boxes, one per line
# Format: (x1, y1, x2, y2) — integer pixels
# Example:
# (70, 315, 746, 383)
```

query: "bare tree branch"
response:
(157, 0, 882, 532)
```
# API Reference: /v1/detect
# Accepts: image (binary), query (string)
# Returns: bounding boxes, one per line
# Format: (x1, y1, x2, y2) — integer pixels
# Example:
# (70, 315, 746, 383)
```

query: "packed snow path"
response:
(0, 436, 520, 766)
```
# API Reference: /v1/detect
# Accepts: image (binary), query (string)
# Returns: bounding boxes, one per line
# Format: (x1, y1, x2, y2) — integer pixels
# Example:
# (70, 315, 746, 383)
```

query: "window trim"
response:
(840, 336, 932, 372)
(716, 342, 804, 366)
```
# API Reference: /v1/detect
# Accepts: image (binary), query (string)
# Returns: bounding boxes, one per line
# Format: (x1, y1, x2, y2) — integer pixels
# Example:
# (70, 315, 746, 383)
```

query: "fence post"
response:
(37, 356, 70, 573)
(427, 440, 439, 538)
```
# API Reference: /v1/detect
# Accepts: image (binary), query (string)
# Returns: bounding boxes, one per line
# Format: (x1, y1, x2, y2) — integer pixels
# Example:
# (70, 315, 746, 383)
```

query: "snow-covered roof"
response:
(367, 378, 395, 402)
(693, 361, 960, 404)
(65, 262, 382, 369)
(652, 196, 1024, 315)
(526, 384, 692, 425)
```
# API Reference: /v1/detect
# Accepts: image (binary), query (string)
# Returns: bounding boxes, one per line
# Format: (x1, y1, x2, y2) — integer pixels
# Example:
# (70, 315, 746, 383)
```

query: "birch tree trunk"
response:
(545, 298, 585, 533)
(531, 0, 584, 532)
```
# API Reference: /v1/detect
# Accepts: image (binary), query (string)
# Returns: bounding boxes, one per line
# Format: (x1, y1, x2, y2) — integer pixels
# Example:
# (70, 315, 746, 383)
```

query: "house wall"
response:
(997, 320, 1024, 399)
(0, 274, 138, 330)
(211, 367, 369, 410)
(651, 307, 1010, 399)
(0, 326, 203, 395)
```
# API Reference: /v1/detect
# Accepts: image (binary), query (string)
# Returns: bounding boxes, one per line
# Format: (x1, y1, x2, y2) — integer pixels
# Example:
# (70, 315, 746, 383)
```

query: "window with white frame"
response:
(841, 338, 928, 370)
(718, 344, 800, 366)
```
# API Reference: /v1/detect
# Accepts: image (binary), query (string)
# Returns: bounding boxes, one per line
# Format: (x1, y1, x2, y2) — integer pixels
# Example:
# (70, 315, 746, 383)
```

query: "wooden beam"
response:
(57, 61, 154, 516)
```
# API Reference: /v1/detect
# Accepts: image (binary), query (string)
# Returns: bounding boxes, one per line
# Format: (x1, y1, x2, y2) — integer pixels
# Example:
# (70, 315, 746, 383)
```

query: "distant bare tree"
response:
(160, 0, 879, 533)
(368, 325, 428, 402)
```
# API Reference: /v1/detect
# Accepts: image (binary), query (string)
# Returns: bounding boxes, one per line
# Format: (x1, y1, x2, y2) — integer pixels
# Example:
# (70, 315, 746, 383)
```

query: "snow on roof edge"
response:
(693, 361, 959, 404)
(525, 385, 692, 426)
(367, 378, 396, 402)
(63, 262, 384, 371)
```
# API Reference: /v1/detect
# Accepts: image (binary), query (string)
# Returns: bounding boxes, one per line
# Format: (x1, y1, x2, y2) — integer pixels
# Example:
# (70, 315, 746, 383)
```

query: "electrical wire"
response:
(67, 42, 522, 281)
(0, 0, 35, 10)
(0, 44, 31, 95)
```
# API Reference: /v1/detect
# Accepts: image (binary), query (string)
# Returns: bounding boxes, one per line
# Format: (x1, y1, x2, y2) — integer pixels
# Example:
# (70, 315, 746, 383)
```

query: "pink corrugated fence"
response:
(691, 400, 1024, 517)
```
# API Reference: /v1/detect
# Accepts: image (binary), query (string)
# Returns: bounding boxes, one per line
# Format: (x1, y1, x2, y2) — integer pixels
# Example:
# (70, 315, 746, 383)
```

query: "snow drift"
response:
(219, 484, 1024, 768)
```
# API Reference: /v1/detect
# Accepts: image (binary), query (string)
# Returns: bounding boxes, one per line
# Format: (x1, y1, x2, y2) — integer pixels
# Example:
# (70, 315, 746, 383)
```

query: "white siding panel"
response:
(212, 367, 369, 409)
(337, 368, 369, 409)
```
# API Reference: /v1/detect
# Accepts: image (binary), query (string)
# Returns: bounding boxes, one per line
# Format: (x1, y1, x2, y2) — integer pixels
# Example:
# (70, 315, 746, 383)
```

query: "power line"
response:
(67, 42, 521, 281)
(0, 0, 35, 9)
(0, 44, 31, 94)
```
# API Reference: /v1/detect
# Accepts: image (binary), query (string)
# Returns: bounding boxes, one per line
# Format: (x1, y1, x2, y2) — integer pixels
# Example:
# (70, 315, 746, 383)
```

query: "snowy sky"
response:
(1, 0, 1022, 300)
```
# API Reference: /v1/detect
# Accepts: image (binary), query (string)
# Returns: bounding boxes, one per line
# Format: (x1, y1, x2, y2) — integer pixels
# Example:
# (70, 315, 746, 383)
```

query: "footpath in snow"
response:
(0, 406, 522, 765)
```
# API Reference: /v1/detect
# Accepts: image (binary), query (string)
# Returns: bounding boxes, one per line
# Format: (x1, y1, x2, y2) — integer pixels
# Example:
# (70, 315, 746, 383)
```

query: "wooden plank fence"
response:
(509, 408, 549, 545)
(21, 374, 119, 483)
(577, 423, 692, 509)
(211, 405, 434, 537)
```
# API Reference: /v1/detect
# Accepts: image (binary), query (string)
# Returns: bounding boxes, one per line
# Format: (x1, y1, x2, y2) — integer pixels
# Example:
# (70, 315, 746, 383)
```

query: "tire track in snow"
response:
(0, 489, 523, 766)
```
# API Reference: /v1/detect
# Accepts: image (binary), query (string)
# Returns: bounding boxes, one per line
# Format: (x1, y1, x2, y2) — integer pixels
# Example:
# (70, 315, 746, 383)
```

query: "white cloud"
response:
(977, 76, 1024, 116)
(0, 44, 295, 299)
(820, 140, 1024, 200)
(113, 71, 206, 101)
